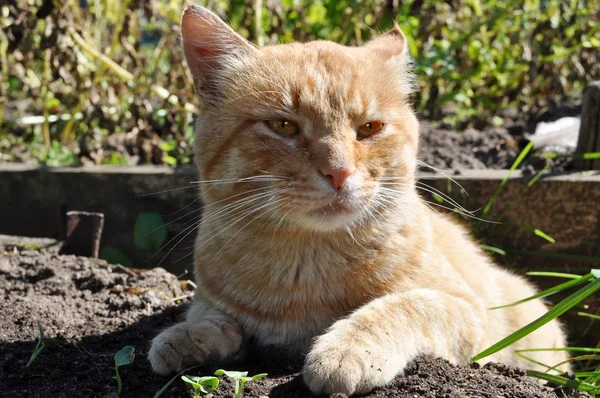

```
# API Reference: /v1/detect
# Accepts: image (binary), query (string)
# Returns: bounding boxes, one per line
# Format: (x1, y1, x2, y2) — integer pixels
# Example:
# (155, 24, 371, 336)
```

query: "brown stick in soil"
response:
(58, 211, 104, 258)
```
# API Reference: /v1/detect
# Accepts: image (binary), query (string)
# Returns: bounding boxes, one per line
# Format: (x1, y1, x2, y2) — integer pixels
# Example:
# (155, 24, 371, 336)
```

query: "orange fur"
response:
(149, 5, 569, 395)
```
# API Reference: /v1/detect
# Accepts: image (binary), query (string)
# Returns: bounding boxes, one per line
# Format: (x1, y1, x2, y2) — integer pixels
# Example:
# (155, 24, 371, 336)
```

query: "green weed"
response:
(114, 346, 135, 395)
(154, 367, 267, 398)
(25, 322, 58, 368)
(181, 375, 219, 397)
(3, 0, 597, 166)
(214, 369, 268, 398)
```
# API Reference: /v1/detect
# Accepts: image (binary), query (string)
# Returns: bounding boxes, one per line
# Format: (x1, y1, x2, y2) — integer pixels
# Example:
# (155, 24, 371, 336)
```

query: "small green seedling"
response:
(181, 375, 220, 397)
(214, 369, 267, 398)
(26, 322, 58, 368)
(114, 346, 135, 395)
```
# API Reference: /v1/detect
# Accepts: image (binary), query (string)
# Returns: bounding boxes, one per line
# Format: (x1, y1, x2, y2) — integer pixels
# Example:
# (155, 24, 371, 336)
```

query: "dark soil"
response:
(0, 237, 589, 398)
(417, 102, 581, 173)
(419, 122, 522, 170)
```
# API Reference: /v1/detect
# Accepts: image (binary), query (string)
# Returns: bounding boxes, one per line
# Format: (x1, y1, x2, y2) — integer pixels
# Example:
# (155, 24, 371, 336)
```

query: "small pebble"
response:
(142, 290, 162, 306)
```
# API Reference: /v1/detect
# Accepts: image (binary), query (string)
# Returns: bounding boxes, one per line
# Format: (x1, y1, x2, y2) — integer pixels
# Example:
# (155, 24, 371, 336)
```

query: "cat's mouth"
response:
(305, 197, 358, 224)
(311, 200, 354, 216)
(296, 196, 365, 230)
(289, 189, 372, 231)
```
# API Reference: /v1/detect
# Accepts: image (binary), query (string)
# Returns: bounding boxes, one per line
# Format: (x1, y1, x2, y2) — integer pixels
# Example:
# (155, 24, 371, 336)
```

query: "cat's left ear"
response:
(365, 24, 408, 60)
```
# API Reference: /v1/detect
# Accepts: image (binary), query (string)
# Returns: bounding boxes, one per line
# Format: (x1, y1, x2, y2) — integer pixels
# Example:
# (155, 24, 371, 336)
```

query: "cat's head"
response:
(182, 5, 419, 232)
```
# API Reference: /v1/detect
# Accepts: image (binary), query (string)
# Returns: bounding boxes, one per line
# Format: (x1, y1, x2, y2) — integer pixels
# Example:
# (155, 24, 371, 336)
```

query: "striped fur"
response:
(148, 5, 568, 396)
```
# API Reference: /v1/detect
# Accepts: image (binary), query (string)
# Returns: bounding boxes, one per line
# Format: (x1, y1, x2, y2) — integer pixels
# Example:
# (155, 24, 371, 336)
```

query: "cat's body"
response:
(149, 5, 568, 395)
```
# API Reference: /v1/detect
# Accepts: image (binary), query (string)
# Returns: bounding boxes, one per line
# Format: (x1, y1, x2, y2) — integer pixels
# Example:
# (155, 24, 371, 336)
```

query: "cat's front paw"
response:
(148, 320, 243, 375)
(303, 324, 401, 396)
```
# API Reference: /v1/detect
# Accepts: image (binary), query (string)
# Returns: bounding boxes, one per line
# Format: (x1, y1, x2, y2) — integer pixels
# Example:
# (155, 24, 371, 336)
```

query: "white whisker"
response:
(154, 216, 203, 266)
(154, 187, 291, 266)
(414, 159, 469, 196)
(213, 198, 289, 259)
(380, 181, 475, 215)
(379, 187, 498, 224)
(135, 185, 201, 197)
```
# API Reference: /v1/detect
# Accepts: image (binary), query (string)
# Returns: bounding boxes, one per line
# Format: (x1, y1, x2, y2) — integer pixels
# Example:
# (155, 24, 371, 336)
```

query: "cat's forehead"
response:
(237, 42, 405, 123)
(262, 41, 363, 79)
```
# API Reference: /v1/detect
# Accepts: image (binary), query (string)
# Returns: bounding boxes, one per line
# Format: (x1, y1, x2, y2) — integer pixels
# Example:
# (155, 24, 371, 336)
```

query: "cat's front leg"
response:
(149, 300, 243, 375)
(303, 288, 485, 396)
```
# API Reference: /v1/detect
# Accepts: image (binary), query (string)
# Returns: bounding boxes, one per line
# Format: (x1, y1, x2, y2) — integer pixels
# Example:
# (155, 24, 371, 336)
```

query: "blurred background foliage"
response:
(0, 0, 598, 166)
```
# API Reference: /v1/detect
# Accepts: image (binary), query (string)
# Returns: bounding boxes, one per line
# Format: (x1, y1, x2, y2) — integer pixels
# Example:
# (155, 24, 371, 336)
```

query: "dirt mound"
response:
(0, 238, 587, 398)
(419, 122, 522, 170)
(417, 103, 583, 173)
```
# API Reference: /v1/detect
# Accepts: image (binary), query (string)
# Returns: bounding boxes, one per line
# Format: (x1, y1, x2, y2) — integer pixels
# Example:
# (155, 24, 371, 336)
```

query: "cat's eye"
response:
(358, 121, 385, 139)
(266, 119, 299, 137)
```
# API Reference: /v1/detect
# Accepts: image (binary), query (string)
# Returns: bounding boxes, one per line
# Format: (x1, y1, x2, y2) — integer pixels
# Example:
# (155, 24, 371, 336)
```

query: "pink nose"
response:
(319, 166, 354, 190)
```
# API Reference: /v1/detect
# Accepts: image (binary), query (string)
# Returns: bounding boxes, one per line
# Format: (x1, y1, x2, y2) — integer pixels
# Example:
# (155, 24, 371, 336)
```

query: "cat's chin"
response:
(292, 205, 365, 232)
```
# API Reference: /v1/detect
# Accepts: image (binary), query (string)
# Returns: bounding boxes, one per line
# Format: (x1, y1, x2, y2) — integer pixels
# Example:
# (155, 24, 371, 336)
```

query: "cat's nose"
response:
(319, 165, 354, 190)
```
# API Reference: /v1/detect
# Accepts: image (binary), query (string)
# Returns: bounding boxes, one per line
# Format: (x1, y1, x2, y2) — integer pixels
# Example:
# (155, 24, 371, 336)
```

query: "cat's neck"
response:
(193, 190, 432, 329)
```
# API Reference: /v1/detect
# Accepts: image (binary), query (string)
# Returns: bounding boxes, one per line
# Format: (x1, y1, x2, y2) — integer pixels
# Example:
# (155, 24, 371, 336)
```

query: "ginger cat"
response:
(149, 5, 568, 395)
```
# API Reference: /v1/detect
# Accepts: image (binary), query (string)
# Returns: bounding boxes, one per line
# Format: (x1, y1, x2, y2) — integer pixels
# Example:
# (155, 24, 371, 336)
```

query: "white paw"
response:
(303, 325, 401, 396)
(148, 319, 243, 375)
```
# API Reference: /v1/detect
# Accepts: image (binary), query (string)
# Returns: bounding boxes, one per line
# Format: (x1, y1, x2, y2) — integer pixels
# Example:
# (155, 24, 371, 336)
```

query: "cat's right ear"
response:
(365, 23, 408, 60)
(181, 4, 257, 100)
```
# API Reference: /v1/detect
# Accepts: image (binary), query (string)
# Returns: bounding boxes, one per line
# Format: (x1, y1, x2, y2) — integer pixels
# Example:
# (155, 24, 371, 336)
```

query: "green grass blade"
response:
(586, 372, 600, 386)
(526, 370, 596, 391)
(536, 152, 558, 159)
(526, 271, 583, 279)
(546, 355, 600, 374)
(578, 312, 600, 320)
(537, 152, 600, 160)
(489, 273, 593, 309)
(532, 228, 555, 244)
(516, 347, 600, 353)
(515, 352, 553, 371)
(510, 224, 555, 244)
(483, 141, 533, 216)
(154, 374, 179, 398)
(497, 166, 548, 222)
(574, 371, 600, 377)
(473, 277, 600, 362)
(481, 244, 506, 256)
